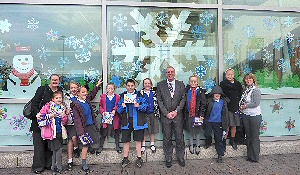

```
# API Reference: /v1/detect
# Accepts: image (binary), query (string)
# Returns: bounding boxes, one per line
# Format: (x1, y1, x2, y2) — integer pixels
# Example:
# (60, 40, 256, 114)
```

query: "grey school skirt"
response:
(228, 111, 241, 127)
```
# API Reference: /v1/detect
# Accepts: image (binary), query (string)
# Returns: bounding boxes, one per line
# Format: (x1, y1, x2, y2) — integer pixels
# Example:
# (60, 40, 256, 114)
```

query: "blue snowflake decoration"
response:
(37, 45, 51, 60)
(0, 40, 5, 52)
(46, 29, 59, 42)
(232, 39, 243, 50)
(243, 25, 255, 39)
(111, 60, 123, 72)
(155, 11, 170, 28)
(110, 75, 122, 88)
(247, 51, 256, 61)
(277, 58, 290, 72)
(195, 65, 207, 79)
(285, 32, 294, 43)
(27, 17, 39, 31)
(243, 64, 252, 74)
(191, 25, 206, 39)
(58, 57, 71, 68)
(205, 57, 217, 70)
(200, 11, 214, 27)
(113, 13, 128, 31)
(204, 78, 216, 91)
(223, 51, 236, 66)
(65, 36, 81, 49)
(122, 71, 134, 81)
(82, 32, 100, 49)
(284, 16, 293, 27)
(224, 15, 237, 26)
(131, 60, 143, 72)
(263, 16, 277, 31)
(84, 67, 100, 83)
(110, 36, 125, 49)
(273, 38, 284, 51)
(75, 45, 91, 63)
(287, 47, 296, 59)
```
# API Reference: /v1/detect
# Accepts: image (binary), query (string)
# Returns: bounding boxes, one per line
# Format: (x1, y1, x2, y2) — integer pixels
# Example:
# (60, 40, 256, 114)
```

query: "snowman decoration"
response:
(7, 55, 41, 97)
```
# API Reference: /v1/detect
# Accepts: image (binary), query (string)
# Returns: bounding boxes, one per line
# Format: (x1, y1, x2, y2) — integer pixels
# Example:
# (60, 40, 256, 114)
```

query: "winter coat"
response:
(99, 93, 121, 130)
(220, 78, 243, 112)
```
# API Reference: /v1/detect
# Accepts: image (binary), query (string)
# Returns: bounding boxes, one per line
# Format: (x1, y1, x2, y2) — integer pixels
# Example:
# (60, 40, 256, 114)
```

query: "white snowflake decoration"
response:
(262, 48, 273, 63)
(223, 51, 236, 66)
(27, 18, 39, 31)
(232, 38, 243, 50)
(113, 13, 128, 31)
(243, 25, 255, 39)
(284, 16, 293, 27)
(111, 59, 123, 72)
(155, 11, 170, 27)
(195, 65, 207, 79)
(273, 38, 284, 51)
(295, 59, 300, 68)
(0, 19, 12, 33)
(205, 57, 217, 70)
(131, 60, 143, 72)
(58, 57, 71, 68)
(65, 36, 81, 49)
(277, 58, 289, 72)
(82, 32, 100, 49)
(263, 16, 277, 31)
(199, 11, 213, 27)
(224, 15, 237, 25)
(42, 67, 57, 78)
(37, 45, 51, 60)
(75, 45, 91, 63)
(110, 36, 125, 50)
(84, 67, 100, 83)
(285, 32, 294, 43)
(122, 71, 134, 80)
(46, 29, 59, 42)
(191, 25, 206, 39)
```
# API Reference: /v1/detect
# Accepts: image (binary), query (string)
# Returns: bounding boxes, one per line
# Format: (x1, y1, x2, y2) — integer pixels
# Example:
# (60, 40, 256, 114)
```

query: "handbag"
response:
(23, 99, 33, 119)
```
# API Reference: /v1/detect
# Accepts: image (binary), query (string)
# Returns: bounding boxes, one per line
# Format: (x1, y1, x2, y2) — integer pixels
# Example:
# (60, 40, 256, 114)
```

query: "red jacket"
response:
(99, 93, 121, 130)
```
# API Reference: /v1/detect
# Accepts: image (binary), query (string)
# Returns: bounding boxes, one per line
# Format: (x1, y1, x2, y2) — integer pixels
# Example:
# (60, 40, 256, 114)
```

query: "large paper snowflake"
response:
(242, 25, 255, 39)
(273, 38, 284, 51)
(223, 51, 236, 66)
(204, 78, 216, 91)
(82, 32, 100, 49)
(285, 32, 294, 43)
(58, 57, 71, 68)
(205, 57, 217, 70)
(65, 36, 81, 49)
(192, 25, 206, 39)
(75, 45, 91, 63)
(110, 75, 122, 88)
(270, 101, 283, 114)
(283, 16, 293, 27)
(27, 17, 39, 31)
(199, 11, 213, 26)
(155, 11, 170, 27)
(113, 13, 128, 31)
(10, 115, 27, 130)
(0, 19, 12, 33)
(277, 58, 289, 72)
(285, 117, 295, 131)
(195, 65, 206, 79)
(263, 16, 277, 31)
(84, 67, 100, 83)
(46, 29, 59, 42)
(37, 45, 51, 60)
(260, 121, 268, 135)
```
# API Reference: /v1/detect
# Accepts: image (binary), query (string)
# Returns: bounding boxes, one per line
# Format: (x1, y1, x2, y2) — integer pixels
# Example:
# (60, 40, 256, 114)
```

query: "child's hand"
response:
(134, 102, 140, 108)
(122, 103, 126, 107)
(111, 110, 116, 115)
(96, 79, 103, 87)
(65, 109, 70, 115)
(50, 113, 56, 118)
(36, 112, 42, 120)
(200, 116, 204, 120)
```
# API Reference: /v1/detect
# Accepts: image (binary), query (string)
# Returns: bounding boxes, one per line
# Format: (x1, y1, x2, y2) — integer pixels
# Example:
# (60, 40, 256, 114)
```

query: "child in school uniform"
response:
(37, 91, 68, 174)
(96, 82, 122, 155)
(63, 82, 80, 170)
(71, 80, 102, 172)
(203, 85, 229, 163)
(185, 75, 206, 155)
(140, 78, 160, 154)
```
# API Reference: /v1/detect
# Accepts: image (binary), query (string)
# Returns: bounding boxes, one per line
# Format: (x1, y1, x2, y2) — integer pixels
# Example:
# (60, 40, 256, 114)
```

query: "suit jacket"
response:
(156, 80, 186, 124)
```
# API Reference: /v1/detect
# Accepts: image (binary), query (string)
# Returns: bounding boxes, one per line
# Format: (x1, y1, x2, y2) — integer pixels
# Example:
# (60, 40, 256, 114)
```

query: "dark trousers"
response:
(162, 121, 185, 161)
(204, 122, 224, 156)
(99, 127, 120, 148)
(242, 114, 262, 162)
(31, 131, 52, 172)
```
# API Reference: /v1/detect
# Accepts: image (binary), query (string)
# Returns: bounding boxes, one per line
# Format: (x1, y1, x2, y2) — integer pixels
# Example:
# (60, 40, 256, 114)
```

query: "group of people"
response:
(29, 66, 262, 174)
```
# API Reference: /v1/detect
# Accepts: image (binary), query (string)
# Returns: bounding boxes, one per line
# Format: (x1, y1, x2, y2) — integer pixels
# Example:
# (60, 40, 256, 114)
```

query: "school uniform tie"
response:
(190, 88, 197, 117)
(168, 83, 174, 98)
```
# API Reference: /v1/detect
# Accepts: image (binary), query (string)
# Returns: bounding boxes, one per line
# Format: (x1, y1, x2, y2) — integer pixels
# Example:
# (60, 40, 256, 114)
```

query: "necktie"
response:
(168, 83, 173, 93)
(190, 88, 196, 117)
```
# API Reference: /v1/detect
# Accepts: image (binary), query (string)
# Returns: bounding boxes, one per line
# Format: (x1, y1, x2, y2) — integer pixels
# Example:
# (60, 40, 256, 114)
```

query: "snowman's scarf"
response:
(12, 68, 34, 79)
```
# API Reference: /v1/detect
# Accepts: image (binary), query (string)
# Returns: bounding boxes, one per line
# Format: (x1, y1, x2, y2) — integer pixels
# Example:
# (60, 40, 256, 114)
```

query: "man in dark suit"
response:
(156, 66, 186, 168)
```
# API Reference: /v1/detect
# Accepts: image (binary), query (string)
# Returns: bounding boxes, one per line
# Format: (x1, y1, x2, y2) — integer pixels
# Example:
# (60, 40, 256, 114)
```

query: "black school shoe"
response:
(74, 148, 80, 158)
(67, 162, 73, 171)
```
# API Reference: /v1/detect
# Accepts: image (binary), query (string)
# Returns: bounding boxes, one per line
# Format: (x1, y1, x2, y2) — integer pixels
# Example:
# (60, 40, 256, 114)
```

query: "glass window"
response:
(0, 4, 102, 99)
(108, 0, 217, 4)
(107, 7, 218, 91)
(223, 0, 300, 7)
(222, 10, 300, 94)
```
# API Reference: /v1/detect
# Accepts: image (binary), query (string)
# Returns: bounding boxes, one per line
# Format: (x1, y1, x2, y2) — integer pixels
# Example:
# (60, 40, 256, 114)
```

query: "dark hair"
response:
(52, 91, 63, 99)
(125, 79, 135, 85)
(50, 74, 60, 80)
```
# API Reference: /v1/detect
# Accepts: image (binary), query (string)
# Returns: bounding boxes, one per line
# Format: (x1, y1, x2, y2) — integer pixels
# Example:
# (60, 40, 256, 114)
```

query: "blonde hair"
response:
(107, 82, 116, 89)
(189, 74, 199, 81)
(243, 73, 258, 87)
(143, 78, 153, 87)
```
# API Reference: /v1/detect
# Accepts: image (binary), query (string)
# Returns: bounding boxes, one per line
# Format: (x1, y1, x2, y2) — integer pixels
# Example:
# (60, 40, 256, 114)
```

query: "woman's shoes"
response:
(189, 145, 194, 154)
(195, 146, 201, 155)
(150, 145, 156, 153)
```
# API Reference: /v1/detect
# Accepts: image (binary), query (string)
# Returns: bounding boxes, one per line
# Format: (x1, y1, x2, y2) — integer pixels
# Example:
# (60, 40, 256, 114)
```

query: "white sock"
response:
(142, 141, 146, 146)
(74, 147, 78, 150)
(150, 142, 154, 146)
(68, 158, 73, 163)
